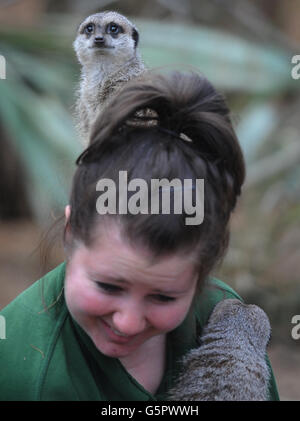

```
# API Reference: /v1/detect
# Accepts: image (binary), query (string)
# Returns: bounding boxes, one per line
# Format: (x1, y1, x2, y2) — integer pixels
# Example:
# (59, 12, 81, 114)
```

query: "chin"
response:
(95, 332, 149, 359)
(94, 341, 138, 359)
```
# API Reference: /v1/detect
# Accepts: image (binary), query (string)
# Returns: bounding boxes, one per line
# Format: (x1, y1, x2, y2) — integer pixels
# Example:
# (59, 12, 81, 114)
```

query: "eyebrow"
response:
(88, 272, 129, 285)
(87, 271, 189, 295)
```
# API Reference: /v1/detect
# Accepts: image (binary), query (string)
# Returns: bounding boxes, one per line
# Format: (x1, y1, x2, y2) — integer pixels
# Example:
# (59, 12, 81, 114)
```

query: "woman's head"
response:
(63, 70, 245, 358)
(65, 70, 245, 289)
(64, 220, 199, 358)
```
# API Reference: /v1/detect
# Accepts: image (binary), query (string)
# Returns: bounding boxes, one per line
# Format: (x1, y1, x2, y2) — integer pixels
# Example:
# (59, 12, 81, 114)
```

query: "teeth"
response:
(102, 319, 130, 337)
(111, 326, 128, 337)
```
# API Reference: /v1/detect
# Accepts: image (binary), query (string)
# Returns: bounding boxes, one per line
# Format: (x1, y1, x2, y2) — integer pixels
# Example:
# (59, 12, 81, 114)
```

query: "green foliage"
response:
(0, 22, 81, 222)
(0, 15, 298, 224)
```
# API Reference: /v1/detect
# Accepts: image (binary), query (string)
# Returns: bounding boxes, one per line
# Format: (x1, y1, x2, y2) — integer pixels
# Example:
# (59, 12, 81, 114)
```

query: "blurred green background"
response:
(0, 0, 299, 400)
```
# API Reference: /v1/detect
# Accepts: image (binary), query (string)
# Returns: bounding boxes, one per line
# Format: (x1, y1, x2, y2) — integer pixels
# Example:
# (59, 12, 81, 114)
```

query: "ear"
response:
(65, 205, 71, 223)
(132, 28, 139, 48)
(63, 205, 73, 253)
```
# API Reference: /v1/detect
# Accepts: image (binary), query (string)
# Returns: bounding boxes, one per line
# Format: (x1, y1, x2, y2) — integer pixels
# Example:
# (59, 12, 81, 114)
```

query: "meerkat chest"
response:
(80, 79, 105, 118)
(83, 70, 120, 108)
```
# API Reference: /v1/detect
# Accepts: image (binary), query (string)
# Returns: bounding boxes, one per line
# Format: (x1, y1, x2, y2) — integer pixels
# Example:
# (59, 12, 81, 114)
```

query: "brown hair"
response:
(66, 70, 245, 292)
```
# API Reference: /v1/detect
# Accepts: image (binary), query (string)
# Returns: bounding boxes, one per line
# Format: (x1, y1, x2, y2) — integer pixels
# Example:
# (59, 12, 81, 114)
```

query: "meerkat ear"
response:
(132, 28, 139, 48)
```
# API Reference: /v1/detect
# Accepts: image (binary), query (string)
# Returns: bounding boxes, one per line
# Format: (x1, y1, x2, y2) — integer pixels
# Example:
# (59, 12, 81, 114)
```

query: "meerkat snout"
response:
(94, 36, 105, 47)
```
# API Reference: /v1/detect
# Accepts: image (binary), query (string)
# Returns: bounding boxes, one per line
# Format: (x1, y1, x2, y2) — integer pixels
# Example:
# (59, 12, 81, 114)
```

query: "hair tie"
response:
(156, 126, 192, 143)
(76, 124, 193, 166)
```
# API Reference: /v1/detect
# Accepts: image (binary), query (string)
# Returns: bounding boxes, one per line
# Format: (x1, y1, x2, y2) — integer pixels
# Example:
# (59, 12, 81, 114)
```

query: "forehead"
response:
(79, 221, 198, 287)
(79, 12, 133, 32)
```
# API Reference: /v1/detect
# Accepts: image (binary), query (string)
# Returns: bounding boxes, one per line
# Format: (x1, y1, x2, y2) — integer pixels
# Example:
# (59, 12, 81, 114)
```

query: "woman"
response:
(0, 71, 279, 401)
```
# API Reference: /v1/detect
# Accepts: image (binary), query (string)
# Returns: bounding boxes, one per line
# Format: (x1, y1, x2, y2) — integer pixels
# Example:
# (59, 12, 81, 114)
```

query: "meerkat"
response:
(73, 11, 146, 145)
(168, 299, 271, 401)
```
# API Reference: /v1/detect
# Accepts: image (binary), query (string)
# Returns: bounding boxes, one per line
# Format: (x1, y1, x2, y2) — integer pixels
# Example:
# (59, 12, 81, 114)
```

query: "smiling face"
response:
(64, 220, 198, 360)
(73, 11, 139, 66)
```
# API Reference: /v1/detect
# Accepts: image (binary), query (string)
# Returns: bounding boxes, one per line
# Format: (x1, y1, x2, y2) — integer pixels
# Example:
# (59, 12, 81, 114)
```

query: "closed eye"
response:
(96, 282, 123, 293)
(151, 294, 176, 303)
(94, 281, 176, 303)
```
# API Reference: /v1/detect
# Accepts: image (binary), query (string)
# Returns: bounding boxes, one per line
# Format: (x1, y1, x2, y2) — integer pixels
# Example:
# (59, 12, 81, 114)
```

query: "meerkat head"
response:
(209, 299, 271, 349)
(73, 11, 140, 67)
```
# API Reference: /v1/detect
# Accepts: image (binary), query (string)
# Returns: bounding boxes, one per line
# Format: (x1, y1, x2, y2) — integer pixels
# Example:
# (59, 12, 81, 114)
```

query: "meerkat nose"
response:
(94, 36, 105, 46)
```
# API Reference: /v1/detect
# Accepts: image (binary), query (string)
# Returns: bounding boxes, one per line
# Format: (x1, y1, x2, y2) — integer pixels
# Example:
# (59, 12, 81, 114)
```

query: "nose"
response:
(94, 36, 105, 46)
(112, 304, 147, 337)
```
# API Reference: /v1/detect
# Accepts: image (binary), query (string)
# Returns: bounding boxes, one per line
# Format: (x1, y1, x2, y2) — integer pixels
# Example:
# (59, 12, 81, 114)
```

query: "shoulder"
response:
(193, 276, 243, 328)
(0, 262, 66, 322)
(0, 263, 67, 401)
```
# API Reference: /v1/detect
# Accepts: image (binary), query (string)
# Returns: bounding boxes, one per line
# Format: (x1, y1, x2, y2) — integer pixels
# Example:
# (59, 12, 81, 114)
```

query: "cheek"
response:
(116, 38, 133, 53)
(65, 278, 113, 318)
(149, 302, 192, 332)
(76, 39, 92, 60)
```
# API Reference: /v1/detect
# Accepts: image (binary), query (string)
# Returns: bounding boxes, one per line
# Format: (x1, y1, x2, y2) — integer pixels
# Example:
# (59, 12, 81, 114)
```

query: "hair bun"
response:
(86, 70, 245, 198)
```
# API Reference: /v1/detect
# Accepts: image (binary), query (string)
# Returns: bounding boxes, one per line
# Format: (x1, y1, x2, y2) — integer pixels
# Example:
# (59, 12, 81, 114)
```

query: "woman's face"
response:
(64, 220, 198, 360)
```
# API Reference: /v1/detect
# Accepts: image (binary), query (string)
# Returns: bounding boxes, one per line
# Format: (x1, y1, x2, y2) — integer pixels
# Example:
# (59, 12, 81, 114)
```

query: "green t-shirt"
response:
(0, 262, 279, 401)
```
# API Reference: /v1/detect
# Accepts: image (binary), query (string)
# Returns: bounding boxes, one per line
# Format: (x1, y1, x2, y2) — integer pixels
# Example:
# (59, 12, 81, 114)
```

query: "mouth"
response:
(89, 46, 115, 50)
(100, 318, 135, 344)
(109, 324, 129, 337)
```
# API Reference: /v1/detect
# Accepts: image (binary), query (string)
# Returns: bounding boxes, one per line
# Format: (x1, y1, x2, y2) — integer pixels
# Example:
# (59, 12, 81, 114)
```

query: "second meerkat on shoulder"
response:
(73, 11, 146, 145)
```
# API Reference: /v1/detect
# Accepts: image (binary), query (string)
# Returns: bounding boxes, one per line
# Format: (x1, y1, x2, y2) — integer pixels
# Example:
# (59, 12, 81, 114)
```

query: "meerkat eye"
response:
(107, 22, 120, 34)
(84, 23, 94, 34)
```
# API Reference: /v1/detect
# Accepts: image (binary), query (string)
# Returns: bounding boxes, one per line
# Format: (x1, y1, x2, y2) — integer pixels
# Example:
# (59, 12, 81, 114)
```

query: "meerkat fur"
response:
(73, 11, 146, 145)
(168, 299, 271, 401)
